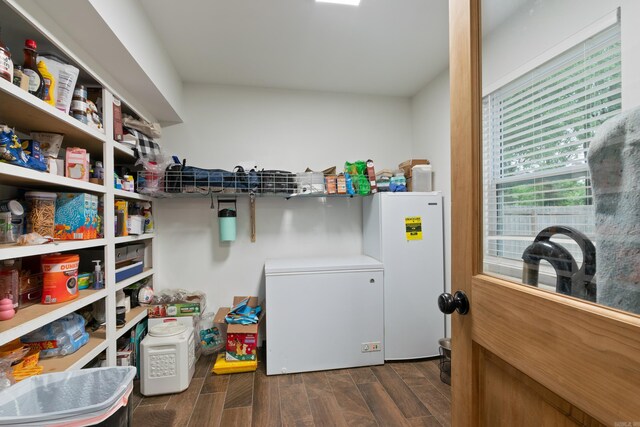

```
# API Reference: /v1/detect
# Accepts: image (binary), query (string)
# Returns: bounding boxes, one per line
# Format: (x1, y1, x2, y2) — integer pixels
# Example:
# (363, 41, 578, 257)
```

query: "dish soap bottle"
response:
(91, 260, 104, 290)
(22, 39, 44, 99)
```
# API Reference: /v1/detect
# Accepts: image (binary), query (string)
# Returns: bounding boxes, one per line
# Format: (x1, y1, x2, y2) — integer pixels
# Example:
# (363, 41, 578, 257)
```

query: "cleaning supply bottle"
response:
(91, 260, 104, 290)
(142, 203, 154, 233)
(22, 39, 44, 99)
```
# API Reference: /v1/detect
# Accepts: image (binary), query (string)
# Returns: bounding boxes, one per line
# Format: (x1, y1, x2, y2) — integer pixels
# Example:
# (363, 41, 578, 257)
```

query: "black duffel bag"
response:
(258, 170, 296, 194)
(164, 160, 259, 194)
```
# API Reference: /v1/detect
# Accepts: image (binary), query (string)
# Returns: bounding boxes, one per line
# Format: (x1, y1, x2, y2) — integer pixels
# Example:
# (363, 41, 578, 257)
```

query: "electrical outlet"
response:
(361, 342, 382, 352)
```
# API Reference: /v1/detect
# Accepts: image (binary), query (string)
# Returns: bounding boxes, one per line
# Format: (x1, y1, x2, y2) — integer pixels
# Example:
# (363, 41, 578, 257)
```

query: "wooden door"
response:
(448, 0, 640, 425)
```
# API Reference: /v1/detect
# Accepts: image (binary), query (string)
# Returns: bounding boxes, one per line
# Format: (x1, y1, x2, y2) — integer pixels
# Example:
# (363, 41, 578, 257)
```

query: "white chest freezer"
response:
(265, 255, 384, 375)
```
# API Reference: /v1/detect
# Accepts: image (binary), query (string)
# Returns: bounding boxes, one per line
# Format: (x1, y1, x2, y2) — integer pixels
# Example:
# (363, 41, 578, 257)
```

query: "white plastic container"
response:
(411, 165, 433, 192)
(140, 322, 195, 396)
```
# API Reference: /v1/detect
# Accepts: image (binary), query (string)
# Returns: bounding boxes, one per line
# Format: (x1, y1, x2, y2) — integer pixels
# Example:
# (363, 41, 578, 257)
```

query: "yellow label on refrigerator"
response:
(405, 216, 423, 240)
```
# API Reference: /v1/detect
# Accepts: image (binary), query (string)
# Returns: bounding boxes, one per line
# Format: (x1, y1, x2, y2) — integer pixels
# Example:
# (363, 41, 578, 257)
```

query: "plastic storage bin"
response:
(25, 192, 57, 238)
(140, 322, 195, 396)
(0, 367, 136, 426)
(411, 165, 433, 192)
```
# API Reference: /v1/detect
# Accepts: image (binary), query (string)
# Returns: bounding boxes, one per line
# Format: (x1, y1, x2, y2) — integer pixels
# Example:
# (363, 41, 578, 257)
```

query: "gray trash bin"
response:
(0, 366, 136, 426)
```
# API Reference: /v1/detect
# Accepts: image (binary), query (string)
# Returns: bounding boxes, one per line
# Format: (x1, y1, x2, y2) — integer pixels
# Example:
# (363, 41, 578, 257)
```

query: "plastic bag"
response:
(21, 313, 89, 358)
(0, 126, 47, 172)
(135, 153, 175, 195)
(37, 55, 80, 114)
(199, 313, 225, 355)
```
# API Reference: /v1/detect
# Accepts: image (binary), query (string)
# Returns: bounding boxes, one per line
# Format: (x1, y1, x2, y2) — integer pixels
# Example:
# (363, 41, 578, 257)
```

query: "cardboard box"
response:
(113, 98, 124, 142)
(54, 193, 97, 240)
(65, 147, 89, 181)
(398, 159, 430, 178)
(214, 296, 263, 362)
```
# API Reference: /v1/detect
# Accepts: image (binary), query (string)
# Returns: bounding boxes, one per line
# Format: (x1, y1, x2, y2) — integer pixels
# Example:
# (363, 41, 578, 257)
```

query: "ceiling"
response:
(138, 0, 528, 97)
(138, 0, 448, 97)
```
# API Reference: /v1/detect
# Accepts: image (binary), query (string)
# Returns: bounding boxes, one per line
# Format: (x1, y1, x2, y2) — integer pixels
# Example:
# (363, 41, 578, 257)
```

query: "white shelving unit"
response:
(0, 9, 156, 372)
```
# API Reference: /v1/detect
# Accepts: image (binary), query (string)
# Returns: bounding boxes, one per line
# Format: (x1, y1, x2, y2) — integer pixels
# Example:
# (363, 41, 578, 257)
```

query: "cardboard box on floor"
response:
(214, 296, 263, 362)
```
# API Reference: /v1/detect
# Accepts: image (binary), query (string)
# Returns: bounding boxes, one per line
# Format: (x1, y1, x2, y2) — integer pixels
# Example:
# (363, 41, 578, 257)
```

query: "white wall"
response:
(411, 69, 451, 335)
(484, 0, 640, 108)
(88, 0, 184, 120)
(156, 84, 413, 313)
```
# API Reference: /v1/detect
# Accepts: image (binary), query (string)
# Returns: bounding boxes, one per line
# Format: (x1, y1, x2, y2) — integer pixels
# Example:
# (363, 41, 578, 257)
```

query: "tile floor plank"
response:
(327, 373, 378, 427)
(130, 381, 144, 411)
(408, 416, 442, 426)
(302, 371, 333, 399)
(413, 360, 451, 401)
(202, 372, 230, 394)
(405, 383, 451, 427)
(349, 367, 378, 385)
(138, 393, 172, 407)
(252, 368, 282, 427)
(194, 354, 216, 379)
(390, 363, 429, 388)
(220, 407, 253, 427)
(279, 382, 314, 426)
(370, 365, 431, 418)
(357, 382, 412, 427)
(188, 392, 226, 427)
(133, 403, 177, 426)
(224, 372, 255, 409)
(308, 394, 349, 427)
(167, 378, 205, 426)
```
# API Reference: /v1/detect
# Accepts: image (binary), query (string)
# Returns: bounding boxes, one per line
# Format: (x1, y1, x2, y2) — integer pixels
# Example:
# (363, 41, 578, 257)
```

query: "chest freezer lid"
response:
(265, 255, 383, 275)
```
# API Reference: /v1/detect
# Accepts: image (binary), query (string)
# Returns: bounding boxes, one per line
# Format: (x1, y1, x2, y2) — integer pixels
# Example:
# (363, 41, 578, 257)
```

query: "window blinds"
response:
(482, 23, 621, 276)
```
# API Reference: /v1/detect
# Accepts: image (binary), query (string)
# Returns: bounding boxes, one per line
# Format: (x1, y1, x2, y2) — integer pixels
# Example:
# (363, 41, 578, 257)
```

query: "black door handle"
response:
(438, 291, 469, 315)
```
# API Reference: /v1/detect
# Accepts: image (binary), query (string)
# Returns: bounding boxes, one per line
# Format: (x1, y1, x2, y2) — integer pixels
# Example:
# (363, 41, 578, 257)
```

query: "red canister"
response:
(41, 254, 79, 304)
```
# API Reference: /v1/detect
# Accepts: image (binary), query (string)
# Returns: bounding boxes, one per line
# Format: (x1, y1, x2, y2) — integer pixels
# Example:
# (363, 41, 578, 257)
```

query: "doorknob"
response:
(438, 291, 469, 315)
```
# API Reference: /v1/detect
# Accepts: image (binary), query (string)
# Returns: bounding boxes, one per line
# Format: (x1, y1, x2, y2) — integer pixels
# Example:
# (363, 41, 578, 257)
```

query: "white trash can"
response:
(141, 321, 195, 396)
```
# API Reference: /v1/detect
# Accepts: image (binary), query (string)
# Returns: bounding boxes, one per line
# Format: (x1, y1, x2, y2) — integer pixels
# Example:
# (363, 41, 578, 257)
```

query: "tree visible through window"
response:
(483, 22, 621, 281)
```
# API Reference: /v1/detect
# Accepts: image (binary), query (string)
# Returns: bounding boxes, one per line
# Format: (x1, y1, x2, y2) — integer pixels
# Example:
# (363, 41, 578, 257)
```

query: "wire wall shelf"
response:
(136, 170, 376, 198)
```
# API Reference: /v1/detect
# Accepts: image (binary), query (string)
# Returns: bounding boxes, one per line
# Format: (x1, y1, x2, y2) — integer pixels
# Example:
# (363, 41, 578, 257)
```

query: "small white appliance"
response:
(265, 255, 384, 375)
(140, 322, 195, 396)
(363, 192, 445, 360)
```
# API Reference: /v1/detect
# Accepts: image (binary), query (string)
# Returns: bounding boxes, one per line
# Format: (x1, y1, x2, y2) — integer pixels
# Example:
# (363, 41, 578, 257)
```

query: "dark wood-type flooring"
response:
(130, 353, 451, 427)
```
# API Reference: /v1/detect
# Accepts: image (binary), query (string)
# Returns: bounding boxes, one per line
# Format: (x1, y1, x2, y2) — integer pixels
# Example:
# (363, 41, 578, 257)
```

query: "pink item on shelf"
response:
(0, 298, 15, 320)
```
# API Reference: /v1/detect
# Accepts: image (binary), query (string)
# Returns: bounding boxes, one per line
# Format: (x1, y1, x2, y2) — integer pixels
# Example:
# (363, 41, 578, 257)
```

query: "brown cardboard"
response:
(113, 98, 123, 141)
(215, 296, 263, 362)
(213, 296, 262, 334)
(398, 159, 430, 178)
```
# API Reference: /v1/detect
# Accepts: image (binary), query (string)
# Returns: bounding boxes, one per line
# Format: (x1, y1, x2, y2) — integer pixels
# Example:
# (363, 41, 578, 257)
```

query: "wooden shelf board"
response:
(115, 268, 154, 291)
(0, 289, 108, 346)
(0, 78, 106, 157)
(0, 162, 106, 194)
(114, 234, 154, 244)
(115, 306, 148, 340)
(113, 142, 136, 162)
(0, 238, 106, 262)
(114, 189, 153, 202)
(39, 329, 107, 374)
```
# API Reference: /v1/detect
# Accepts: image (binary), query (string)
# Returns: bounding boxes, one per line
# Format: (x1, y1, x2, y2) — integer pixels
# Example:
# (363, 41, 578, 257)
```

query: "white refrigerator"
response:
(363, 192, 445, 360)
